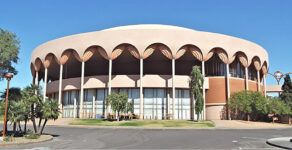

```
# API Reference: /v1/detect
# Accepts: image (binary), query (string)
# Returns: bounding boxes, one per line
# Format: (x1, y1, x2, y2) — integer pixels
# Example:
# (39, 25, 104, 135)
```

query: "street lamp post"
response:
(2, 73, 13, 137)
(268, 71, 292, 96)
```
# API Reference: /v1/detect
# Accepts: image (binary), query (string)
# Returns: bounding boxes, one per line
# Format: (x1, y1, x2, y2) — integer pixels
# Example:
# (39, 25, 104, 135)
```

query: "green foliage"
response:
(21, 84, 42, 105)
(1, 87, 22, 101)
(189, 66, 204, 121)
(267, 97, 291, 116)
(280, 75, 292, 107)
(106, 92, 131, 121)
(229, 91, 291, 121)
(8, 101, 26, 123)
(24, 130, 40, 139)
(0, 28, 20, 79)
(126, 100, 134, 114)
(41, 99, 60, 120)
(229, 91, 252, 116)
(250, 91, 268, 116)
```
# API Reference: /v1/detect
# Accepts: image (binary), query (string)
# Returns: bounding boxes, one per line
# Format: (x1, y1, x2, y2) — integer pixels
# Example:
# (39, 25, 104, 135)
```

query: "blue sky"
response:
(0, 0, 291, 92)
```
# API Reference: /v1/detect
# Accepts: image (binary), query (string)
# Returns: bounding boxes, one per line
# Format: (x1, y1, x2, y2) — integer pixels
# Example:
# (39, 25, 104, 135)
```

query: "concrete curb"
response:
(0, 135, 53, 146)
(266, 137, 292, 149)
(46, 124, 292, 130)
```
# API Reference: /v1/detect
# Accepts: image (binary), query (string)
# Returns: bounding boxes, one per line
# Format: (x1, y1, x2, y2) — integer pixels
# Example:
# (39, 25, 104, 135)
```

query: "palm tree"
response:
(38, 99, 59, 134)
(8, 101, 26, 134)
(189, 66, 204, 122)
(22, 84, 42, 133)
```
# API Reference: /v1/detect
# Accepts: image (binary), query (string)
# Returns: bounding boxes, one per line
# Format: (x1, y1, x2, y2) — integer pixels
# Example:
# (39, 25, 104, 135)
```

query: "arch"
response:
(261, 61, 268, 75)
(61, 49, 82, 79)
(111, 43, 140, 60)
(229, 52, 246, 78)
(230, 51, 248, 68)
(112, 44, 140, 75)
(175, 44, 202, 75)
(84, 46, 109, 76)
(44, 53, 59, 68)
(175, 44, 203, 61)
(205, 47, 229, 64)
(143, 43, 173, 59)
(251, 56, 261, 71)
(83, 45, 108, 62)
(30, 63, 35, 76)
(34, 57, 43, 72)
(60, 49, 81, 65)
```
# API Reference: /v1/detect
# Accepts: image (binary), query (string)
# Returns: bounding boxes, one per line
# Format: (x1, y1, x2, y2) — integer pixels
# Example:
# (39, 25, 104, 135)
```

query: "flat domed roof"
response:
(31, 24, 269, 72)
(101, 24, 194, 31)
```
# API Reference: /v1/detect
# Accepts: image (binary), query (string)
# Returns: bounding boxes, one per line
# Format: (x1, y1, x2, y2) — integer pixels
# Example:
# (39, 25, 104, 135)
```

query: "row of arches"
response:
(31, 43, 268, 82)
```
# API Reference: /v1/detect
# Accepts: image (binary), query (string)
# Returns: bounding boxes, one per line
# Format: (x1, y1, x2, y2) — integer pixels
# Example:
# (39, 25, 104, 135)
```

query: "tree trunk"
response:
(18, 122, 22, 132)
(24, 118, 27, 133)
(31, 104, 38, 133)
(13, 122, 16, 135)
(197, 113, 200, 122)
(117, 111, 120, 121)
(38, 118, 42, 128)
(190, 94, 194, 121)
(38, 119, 47, 135)
(247, 114, 250, 121)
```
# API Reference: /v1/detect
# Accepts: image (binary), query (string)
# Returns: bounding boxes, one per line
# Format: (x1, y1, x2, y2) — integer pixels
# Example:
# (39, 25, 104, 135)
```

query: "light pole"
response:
(268, 71, 292, 96)
(2, 73, 13, 137)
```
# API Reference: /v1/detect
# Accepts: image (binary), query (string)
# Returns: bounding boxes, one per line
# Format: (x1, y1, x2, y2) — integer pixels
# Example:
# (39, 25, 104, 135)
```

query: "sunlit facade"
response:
(30, 24, 269, 120)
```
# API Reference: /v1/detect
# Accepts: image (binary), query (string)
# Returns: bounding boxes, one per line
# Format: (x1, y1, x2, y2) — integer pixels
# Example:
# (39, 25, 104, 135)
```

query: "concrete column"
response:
(172, 59, 175, 120)
(139, 59, 144, 120)
(257, 70, 260, 92)
(92, 90, 96, 118)
(264, 74, 267, 97)
(226, 64, 230, 99)
(43, 68, 48, 101)
(73, 91, 77, 118)
(58, 64, 63, 117)
(35, 71, 39, 86)
(245, 67, 249, 90)
(107, 59, 112, 118)
(79, 61, 85, 118)
(202, 61, 206, 120)
(226, 63, 231, 120)
(167, 89, 170, 120)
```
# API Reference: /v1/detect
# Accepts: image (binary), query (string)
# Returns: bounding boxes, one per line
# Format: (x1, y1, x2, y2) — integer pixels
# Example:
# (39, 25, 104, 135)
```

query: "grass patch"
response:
(69, 119, 215, 128)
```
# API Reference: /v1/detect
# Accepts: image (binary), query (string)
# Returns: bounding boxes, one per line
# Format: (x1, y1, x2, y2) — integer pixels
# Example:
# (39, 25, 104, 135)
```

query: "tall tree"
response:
(0, 28, 20, 79)
(280, 75, 292, 107)
(189, 66, 204, 122)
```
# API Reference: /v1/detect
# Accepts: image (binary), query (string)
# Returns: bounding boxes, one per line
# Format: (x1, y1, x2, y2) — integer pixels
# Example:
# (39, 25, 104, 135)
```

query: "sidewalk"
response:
(212, 120, 292, 129)
(25, 118, 74, 126)
(26, 118, 292, 129)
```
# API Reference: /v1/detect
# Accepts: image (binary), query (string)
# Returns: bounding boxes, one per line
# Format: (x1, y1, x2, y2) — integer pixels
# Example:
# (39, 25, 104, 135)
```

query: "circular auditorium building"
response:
(30, 24, 269, 120)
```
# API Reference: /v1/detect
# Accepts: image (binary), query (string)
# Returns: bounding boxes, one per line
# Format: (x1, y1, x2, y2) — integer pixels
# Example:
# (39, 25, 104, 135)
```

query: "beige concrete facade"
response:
(30, 24, 269, 120)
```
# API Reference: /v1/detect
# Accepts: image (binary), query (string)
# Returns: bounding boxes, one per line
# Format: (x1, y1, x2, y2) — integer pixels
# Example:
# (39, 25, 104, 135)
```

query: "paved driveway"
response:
(1, 125, 291, 149)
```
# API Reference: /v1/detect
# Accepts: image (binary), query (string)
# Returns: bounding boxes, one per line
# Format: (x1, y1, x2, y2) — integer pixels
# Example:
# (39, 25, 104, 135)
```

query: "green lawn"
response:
(69, 119, 215, 128)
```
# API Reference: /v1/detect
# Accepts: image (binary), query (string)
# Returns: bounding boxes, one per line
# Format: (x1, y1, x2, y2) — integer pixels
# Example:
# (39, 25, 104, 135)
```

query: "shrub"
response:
(3, 135, 14, 142)
(24, 130, 40, 139)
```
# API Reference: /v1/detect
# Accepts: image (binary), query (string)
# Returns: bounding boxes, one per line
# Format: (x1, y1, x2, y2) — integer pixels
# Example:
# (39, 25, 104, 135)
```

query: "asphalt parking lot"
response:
(1, 125, 291, 149)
